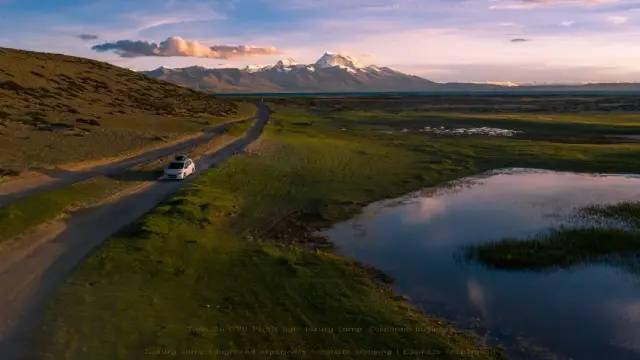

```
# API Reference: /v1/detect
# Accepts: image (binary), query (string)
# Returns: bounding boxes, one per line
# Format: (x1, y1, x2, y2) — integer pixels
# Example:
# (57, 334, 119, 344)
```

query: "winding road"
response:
(0, 103, 270, 359)
(0, 115, 255, 208)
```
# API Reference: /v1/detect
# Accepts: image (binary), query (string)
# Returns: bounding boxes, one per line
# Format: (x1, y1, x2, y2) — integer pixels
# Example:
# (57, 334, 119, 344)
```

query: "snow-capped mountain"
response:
(314, 52, 364, 71)
(238, 53, 373, 75)
(275, 57, 299, 68)
(142, 52, 469, 93)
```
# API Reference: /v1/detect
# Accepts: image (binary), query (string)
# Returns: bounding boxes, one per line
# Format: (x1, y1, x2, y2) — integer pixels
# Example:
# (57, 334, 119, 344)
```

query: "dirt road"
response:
(0, 103, 270, 359)
(0, 115, 255, 208)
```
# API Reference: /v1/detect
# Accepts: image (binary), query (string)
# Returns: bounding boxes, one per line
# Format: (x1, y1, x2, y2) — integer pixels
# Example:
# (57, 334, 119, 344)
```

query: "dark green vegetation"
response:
(0, 47, 253, 173)
(468, 201, 640, 272)
(581, 201, 640, 227)
(467, 228, 640, 271)
(37, 95, 640, 358)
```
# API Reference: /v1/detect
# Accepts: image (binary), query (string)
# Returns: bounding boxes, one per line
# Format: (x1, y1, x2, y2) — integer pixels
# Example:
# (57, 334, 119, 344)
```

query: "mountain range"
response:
(142, 52, 640, 94)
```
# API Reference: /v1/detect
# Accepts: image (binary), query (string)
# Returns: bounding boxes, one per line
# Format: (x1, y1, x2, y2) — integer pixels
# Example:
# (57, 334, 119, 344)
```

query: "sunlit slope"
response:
(0, 47, 238, 173)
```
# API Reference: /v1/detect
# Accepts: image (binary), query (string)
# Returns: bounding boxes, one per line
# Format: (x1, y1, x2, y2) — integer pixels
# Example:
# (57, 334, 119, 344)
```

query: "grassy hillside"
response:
(0, 47, 242, 174)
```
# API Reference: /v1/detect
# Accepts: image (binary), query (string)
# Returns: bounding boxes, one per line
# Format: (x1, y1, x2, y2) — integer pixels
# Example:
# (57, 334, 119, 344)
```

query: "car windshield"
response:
(168, 162, 185, 169)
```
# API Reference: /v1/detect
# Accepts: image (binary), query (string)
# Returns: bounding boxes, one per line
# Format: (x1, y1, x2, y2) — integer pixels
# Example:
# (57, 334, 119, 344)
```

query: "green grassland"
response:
(265, 95, 640, 141)
(0, 47, 252, 173)
(36, 104, 505, 359)
(327, 110, 640, 139)
(303, 109, 640, 146)
(35, 99, 640, 359)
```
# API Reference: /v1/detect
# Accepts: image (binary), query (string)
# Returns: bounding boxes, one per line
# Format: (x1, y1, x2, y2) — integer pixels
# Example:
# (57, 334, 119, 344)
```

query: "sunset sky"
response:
(3, 0, 640, 83)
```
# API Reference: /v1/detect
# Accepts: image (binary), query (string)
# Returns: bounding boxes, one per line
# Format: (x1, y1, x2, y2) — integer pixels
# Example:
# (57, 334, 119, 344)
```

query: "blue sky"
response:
(3, 0, 640, 83)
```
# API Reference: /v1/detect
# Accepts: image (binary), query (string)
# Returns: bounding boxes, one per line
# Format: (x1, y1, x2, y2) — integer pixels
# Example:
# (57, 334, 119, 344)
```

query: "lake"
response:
(324, 169, 640, 359)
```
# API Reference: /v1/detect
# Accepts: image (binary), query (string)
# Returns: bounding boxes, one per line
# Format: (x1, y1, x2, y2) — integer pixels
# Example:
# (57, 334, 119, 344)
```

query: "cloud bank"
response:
(92, 36, 280, 59)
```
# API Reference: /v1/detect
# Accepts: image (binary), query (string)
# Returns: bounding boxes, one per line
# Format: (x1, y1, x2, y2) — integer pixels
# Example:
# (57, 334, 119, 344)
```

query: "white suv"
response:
(164, 156, 195, 180)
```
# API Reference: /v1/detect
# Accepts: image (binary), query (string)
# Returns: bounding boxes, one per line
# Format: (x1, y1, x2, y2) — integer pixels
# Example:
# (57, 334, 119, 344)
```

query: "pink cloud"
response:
(92, 36, 280, 59)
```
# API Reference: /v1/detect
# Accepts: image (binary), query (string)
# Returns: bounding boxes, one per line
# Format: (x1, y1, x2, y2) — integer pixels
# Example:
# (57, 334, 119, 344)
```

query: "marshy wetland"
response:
(325, 169, 640, 359)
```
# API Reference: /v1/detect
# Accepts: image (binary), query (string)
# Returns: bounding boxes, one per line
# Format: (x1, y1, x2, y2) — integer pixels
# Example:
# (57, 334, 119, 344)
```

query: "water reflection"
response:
(324, 169, 640, 359)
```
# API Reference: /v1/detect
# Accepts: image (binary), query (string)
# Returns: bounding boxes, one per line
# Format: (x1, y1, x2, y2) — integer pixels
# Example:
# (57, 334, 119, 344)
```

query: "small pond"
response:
(324, 169, 640, 359)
